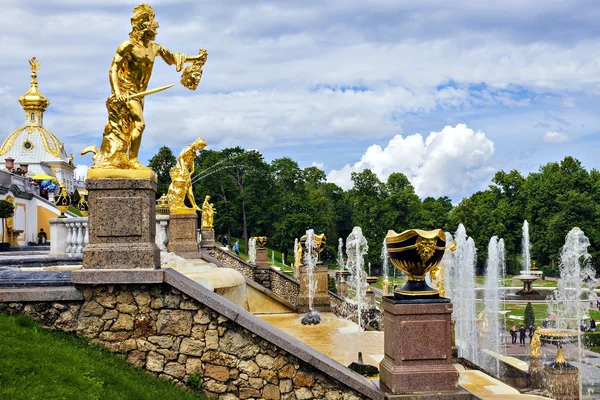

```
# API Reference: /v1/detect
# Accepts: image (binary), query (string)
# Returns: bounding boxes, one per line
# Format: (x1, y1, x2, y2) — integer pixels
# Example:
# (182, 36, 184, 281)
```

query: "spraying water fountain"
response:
(248, 237, 256, 265)
(536, 227, 598, 399)
(444, 224, 479, 365)
(298, 230, 328, 324)
(345, 227, 369, 330)
(514, 220, 544, 299)
(480, 236, 505, 377)
(381, 238, 391, 296)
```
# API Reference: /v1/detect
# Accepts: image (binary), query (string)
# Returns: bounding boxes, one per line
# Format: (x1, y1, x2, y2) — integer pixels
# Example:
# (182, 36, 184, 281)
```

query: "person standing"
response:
(221, 234, 229, 248)
(233, 240, 240, 256)
(519, 325, 526, 346)
(510, 324, 517, 344)
(529, 325, 536, 343)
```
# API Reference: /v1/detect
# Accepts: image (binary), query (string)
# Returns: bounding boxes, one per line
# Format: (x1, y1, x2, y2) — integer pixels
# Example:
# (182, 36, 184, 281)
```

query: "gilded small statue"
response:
(201, 195, 216, 228)
(167, 137, 207, 214)
(294, 243, 303, 268)
(530, 331, 541, 358)
(81, 4, 208, 177)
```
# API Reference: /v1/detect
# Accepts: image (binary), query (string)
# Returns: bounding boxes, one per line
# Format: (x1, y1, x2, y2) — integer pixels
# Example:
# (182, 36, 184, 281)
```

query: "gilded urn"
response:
(386, 229, 446, 298)
(255, 236, 268, 249)
(300, 233, 326, 263)
(54, 183, 71, 218)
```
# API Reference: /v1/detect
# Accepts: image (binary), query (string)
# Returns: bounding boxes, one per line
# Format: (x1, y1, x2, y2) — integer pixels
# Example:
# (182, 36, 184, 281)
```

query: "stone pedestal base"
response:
(256, 248, 268, 267)
(298, 264, 331, 313)
(167, 213, 198, 255)
(544, 365, 579, 400)
(380, 298, 458, 394)
(366, 291, 376, 309)
(200, 228, 215, 249)
(337, 281, 348, 298)
(529, 357, 544, 389)
(83, 178, 160, 269)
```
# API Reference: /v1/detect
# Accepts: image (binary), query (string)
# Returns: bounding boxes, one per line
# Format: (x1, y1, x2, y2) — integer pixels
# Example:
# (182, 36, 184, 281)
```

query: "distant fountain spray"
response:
(337, 238, 344, 269)
(445, 224, 479, 364)
(522, 220, 531, 271)
(381, 239, 390, 295)
(548, 227, 597, 397)
(482, 236, 504, 377)
(346, 227, 369, 331)
(248, 238, 256, 265)
(293, 238, 299, 279)
(301, 229, 320, 325)
(272, 249, 275, 265)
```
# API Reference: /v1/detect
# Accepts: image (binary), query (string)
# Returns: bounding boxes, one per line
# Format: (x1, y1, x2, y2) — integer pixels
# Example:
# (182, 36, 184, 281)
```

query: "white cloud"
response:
(542, 131, 570, 143)
(326, 124, 495, 199)
(311, 161, 324, 170)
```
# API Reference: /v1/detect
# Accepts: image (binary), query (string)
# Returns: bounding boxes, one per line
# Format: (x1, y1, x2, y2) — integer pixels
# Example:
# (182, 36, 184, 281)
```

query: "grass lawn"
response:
(0, 313, 204, 400)
(474, 276, 559, 288)
(226, 236, 296, 277)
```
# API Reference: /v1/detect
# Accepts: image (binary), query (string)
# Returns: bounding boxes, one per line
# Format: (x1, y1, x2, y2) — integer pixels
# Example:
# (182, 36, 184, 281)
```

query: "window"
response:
(30, 113, 35, 122)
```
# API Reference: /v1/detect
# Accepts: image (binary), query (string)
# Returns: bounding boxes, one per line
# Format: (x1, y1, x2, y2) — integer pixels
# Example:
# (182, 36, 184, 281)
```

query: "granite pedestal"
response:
(167, 212, 199, 256)
(298, 264, 330, 313)
(544, 365, 579, 400)
(255, 247, 268, 267)
(529, 356, 544, 389)
(200, 228, 215, 248)
(379, 297, 462, 395)
(82, 178, 160, 269)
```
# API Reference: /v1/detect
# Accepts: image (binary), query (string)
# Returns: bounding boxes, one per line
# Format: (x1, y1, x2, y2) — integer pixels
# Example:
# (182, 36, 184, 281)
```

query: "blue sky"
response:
(1, 1, 600, 201)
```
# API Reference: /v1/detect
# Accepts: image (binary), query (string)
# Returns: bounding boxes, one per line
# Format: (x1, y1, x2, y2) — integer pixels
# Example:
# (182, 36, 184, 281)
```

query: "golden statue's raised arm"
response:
(82, 4, 208, 179)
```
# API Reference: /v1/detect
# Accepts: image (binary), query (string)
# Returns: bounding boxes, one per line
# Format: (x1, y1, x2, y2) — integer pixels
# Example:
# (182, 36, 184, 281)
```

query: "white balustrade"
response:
(50, 215, 171, 257)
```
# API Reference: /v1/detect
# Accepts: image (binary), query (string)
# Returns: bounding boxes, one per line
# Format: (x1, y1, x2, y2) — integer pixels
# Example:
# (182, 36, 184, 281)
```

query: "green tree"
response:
(0, 200, 15, 244)
(524, 302, 535, 328)
(148, 146, 176, 198)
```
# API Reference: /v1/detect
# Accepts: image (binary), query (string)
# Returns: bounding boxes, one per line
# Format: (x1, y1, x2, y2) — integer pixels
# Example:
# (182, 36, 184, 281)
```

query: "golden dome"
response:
(18, 57, 50, 112)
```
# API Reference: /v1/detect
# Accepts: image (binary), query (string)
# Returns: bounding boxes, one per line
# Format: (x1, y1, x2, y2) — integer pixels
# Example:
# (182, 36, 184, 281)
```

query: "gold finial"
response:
(29, 56, 42, 75)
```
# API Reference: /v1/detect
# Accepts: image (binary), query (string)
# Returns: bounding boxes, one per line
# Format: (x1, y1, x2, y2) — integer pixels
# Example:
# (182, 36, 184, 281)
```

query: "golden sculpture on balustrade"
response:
(254, 236, 268, 249)
(201, 195, 216, 228)
(81, 4, 208, 180)
(530, 331, 542, 358)
(167, 137, 207, 214)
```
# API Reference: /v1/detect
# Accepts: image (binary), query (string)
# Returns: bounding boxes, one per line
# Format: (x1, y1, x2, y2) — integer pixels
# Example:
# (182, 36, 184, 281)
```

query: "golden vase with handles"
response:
(386, 228, 446, 298)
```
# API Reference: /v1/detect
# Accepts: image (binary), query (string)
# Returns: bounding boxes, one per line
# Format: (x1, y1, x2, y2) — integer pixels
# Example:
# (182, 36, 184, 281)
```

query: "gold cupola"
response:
(18, 57, 50, 114)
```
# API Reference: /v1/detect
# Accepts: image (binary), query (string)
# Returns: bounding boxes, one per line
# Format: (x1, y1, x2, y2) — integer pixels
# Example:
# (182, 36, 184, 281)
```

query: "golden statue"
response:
(530, 331, 541, 358)
(82, 4, 208, 178)
(294, 244, 303, 268)
(201, 195, 216, 228)
(29, 57, 42, 73)
(167, 137, 206, 214)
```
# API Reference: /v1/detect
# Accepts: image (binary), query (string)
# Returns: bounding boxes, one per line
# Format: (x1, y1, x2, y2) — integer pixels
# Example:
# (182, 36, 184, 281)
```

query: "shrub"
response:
(186, 373, 203, 390)
(583, 332, 600, 348)
(524, 302, 535, 328)
(328, 276, 337, 294)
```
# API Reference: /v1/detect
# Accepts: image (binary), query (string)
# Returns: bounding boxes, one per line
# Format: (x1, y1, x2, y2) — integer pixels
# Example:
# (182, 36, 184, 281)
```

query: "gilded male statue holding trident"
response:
(82, 3, 207, 176)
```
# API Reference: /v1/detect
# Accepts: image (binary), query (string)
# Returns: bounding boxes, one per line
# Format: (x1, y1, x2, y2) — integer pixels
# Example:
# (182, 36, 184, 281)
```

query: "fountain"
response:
(335, 238, 350, 291)
(513, 220, 544, 299)
(293, 237, 299, 279)
(296, 230, 328, 323)
(345, 227, 369, 330)
(480, 236, 505, 377)
(445, 224, 479, 365)
(248, 237, 256, 265)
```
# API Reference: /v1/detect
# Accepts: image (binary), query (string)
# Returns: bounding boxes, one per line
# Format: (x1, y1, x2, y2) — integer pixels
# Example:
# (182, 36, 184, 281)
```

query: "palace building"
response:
(0, 57, 76, 247)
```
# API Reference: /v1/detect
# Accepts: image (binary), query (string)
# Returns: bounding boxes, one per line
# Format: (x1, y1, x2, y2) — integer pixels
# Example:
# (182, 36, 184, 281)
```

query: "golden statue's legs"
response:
(127, 99, 145, 167)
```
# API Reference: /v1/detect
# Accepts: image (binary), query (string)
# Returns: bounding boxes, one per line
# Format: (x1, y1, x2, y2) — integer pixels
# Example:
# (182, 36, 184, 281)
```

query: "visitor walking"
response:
(590, 318, 596, 332)
(510, 324, 517, 344)
(519, 325, 526, 346)
(529, 325, 535, 343)
(221, 234, 229, 248)
(233, 240, 240, 256)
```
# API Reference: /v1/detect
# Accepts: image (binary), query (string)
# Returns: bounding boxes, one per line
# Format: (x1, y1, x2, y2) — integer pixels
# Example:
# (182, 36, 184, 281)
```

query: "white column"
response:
(83, 220, 89, 248)
(75, 222, 84, 254)
(65, 222, 73, 255)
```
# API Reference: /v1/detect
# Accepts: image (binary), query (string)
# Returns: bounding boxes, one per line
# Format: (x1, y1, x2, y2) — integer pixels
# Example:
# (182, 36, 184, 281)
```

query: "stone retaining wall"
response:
(0, 270, 382, 400)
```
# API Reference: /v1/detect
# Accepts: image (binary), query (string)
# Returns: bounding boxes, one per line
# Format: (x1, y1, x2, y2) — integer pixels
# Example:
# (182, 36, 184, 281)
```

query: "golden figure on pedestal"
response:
(82, 4, 208, 179)
(167, 137, 207, 214)
(201, 195, 216, 228)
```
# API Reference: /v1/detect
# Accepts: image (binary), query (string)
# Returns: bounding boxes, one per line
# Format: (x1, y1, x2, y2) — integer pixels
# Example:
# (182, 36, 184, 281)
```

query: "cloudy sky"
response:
(2, 1, 600, 201)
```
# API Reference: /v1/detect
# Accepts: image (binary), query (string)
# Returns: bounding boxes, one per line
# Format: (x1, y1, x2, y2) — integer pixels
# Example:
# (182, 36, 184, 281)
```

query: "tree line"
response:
(149, 147, 599, 276)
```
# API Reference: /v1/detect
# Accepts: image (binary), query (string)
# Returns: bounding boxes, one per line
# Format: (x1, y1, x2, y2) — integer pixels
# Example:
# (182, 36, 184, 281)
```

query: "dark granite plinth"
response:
(379, 299, 459, 394)
(544, 364, 579, 400)
(83, 178, 160, 269)
(0, 269, 72, 287)
(168, 213, 199, 255)
(529, 357, 544, 389)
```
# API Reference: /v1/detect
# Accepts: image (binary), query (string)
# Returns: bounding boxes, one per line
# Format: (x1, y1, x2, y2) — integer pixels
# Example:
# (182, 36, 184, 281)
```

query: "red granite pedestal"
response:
(255, 247, 268, 267)
(379, 297, 466, 397)
(298, 264, 331, 313)
(168, 213, 199, 256)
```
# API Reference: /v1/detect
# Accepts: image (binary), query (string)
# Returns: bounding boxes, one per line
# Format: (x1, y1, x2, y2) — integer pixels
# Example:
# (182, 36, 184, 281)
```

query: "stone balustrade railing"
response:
(49, 217, 89, 257)
(50, 215, 171, 257)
